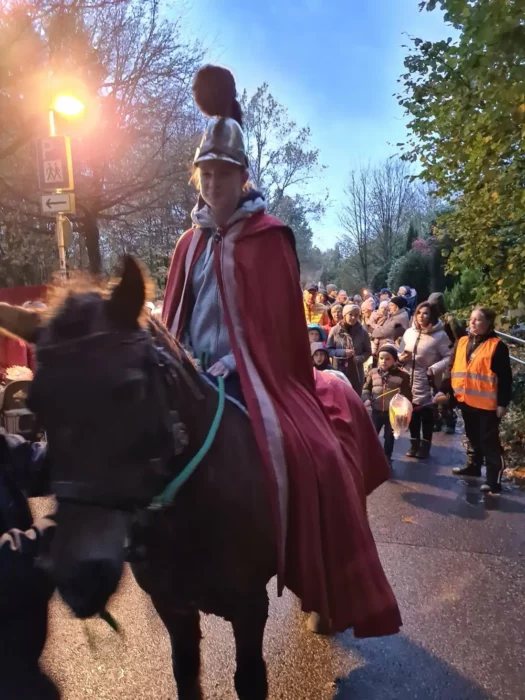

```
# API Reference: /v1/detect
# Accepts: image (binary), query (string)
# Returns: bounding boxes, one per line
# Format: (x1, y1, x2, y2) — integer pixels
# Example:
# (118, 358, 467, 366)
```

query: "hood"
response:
(311, 341, 328, 357)
(308, 323, 326, 342)
(191, 188, 267, 230)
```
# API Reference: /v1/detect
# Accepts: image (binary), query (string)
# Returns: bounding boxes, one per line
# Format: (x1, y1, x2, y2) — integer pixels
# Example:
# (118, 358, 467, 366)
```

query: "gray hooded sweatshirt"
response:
(181, 192, 267, 373)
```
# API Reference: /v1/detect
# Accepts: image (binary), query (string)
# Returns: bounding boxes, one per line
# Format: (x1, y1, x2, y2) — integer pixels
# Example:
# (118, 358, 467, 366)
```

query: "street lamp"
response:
(46, 94, 84, 279)
(49, 94, 85, 137)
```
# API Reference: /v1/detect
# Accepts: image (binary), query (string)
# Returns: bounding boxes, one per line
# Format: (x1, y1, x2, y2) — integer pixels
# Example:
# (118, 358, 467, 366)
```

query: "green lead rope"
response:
(149, 375, 226, 509)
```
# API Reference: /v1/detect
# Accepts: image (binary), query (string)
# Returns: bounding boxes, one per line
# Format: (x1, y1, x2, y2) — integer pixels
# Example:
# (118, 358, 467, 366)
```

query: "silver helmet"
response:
(194, 117, 248, 169)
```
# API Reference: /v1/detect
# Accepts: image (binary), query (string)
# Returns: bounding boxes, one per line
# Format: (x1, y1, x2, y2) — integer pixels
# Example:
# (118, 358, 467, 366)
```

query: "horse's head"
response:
(1, 258, 181, 617)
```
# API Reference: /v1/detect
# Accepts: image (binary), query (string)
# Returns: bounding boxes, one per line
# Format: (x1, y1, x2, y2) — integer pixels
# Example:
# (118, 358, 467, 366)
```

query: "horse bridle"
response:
(36, 328, 196, 513)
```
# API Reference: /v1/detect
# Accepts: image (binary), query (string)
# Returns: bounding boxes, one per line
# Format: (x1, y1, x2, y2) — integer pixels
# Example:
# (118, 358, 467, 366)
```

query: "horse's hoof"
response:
(307, 612, 334, 635)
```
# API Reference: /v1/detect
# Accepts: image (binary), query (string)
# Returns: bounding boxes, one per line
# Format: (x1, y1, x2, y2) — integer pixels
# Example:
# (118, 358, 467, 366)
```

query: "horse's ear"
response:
(107, 255, 146, 327)
(0, 303, 41, 343)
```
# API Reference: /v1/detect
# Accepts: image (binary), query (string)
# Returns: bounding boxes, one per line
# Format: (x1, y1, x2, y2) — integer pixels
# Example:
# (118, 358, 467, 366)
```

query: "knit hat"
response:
(343, 304, 360, 318)
(378, 343, 398, 361)
(390, 295, 407, 310)
(306, 283, 318, 292)
(310, 341, 328, 357)
(379, 288, 392, 297)
(326, 284, 337, 295)
(428, 292, 446, 316)
(361, 297, 376, 313)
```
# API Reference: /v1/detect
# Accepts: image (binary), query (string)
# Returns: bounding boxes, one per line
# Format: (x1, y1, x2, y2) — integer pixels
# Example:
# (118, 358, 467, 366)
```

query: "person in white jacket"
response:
(398, 302, 452, 459)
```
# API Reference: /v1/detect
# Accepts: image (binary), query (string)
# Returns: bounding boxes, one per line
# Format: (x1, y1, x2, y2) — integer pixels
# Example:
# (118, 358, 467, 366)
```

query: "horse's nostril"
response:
(56, 559, 123, 619)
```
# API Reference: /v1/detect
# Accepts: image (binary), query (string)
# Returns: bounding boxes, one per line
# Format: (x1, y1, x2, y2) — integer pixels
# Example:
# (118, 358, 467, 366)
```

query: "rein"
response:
(149, 375, 226, 510)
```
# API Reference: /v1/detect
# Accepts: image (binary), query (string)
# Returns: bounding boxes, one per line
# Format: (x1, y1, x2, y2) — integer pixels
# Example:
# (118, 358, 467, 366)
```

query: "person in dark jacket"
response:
(0, 430, 58, 700)
(326, 304, 371, 396)
(428, 292, 467, 347)
(326, 284, 338, 305)
(450, 307, 512, 495)
(371, 296, 410, 350)
(362, 344, 412, 468)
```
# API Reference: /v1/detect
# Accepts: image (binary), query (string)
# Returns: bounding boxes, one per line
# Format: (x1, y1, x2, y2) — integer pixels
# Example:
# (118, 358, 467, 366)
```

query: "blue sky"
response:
(183, 0, 453, 248)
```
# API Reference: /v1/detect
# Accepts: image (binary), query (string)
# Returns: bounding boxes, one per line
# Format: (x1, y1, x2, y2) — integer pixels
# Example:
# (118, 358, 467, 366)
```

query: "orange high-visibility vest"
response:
(451, 336, 500, 410)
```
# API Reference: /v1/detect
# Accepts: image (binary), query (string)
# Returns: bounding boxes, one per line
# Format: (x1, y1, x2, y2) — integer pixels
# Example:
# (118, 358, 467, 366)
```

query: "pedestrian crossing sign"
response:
(36, 136, 74, 191)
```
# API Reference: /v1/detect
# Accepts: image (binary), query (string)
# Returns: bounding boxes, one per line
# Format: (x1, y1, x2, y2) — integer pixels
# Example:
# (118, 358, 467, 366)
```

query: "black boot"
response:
(406, 439, 419, 458)
(452, 464, 482, 477)
(416, 439, 431, 459)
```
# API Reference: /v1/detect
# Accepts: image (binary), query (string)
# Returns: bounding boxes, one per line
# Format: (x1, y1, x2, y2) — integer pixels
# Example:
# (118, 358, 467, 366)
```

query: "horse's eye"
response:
(112, 375, 145, 403)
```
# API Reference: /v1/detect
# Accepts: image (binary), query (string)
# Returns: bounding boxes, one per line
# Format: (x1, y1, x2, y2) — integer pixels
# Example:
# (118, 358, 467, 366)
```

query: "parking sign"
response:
(36, 136, 74, 191)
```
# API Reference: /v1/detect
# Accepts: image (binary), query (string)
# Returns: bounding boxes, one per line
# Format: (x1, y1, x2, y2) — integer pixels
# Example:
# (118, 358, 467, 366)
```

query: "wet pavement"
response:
(33, 430, 525, 699)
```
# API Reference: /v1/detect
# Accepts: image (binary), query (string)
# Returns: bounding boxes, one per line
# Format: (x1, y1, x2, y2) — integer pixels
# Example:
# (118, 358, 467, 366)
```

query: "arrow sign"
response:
(40, 193, 75, 216)
(46, 197, 67, 209)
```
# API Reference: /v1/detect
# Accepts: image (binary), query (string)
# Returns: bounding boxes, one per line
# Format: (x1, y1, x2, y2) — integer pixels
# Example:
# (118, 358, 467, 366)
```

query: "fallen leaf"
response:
(401, 516, 415, 524)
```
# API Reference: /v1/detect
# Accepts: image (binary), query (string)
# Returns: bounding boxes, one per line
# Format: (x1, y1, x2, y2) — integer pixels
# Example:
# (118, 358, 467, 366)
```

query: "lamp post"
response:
(47, 95, 84, 278)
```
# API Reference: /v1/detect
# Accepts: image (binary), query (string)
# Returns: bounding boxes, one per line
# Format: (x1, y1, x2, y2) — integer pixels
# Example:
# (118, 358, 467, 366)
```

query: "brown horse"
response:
(0, 258, 276, 700)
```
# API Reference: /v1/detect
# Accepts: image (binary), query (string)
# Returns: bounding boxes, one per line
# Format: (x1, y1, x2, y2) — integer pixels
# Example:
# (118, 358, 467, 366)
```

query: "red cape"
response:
(163, 212, 401, 636)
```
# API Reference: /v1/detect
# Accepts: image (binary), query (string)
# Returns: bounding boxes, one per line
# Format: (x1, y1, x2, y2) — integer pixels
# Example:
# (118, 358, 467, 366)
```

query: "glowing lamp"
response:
(53, 95, 85, 118)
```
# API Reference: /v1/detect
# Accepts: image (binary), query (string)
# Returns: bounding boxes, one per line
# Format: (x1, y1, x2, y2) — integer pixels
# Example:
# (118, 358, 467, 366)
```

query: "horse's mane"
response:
(43, 275, 152, 340)
(39, 276, 202, 394)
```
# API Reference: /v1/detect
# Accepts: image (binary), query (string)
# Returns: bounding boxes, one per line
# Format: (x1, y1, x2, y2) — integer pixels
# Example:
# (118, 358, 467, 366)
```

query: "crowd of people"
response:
(304, 282, 513, 493)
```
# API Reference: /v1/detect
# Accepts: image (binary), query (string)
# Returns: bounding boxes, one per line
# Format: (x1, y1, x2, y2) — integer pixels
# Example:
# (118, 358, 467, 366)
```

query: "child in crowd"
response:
(308, 323, 326, 345)
(311, 342, 332, 371)
(362, 344, 412, 468)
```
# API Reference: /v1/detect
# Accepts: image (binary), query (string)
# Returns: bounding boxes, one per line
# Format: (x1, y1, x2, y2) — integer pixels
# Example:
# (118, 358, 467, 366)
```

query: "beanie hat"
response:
(428, 292, 446, 315)
(343, 304, 360, 318)
(390, 295, 408, 310)
(306, 283, 318, 292)
(361, 297, 376, 313)
(326, 284, 337, 294)
(310, 341, 328, 357)
(378, 343, 398, 361)
(379, 288, 392, 297)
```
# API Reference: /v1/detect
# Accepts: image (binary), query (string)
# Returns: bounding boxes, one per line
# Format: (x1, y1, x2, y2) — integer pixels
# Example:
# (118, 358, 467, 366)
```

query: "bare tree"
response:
(0, 0, 204, 276)
(241, 84, 326, 220)
(370, 158, 415, 263)
(338, 167, 375, 285)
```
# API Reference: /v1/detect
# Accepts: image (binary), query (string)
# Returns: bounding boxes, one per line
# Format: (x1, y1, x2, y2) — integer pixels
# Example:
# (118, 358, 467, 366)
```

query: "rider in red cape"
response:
(162, 65, 401, 637)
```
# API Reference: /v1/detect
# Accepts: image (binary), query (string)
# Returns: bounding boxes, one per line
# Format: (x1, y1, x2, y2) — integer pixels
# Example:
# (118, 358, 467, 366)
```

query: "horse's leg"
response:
(231, 590, 269, 700)
(154, 604, 203, 700)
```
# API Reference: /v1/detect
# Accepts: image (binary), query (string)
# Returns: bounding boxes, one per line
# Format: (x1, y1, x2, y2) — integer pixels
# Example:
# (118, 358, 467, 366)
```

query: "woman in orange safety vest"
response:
(450, 307, 512, 495)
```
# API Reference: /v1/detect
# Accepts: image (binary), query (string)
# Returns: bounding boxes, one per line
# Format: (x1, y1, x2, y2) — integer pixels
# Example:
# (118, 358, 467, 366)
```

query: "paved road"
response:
(34, 430, 525, 699)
